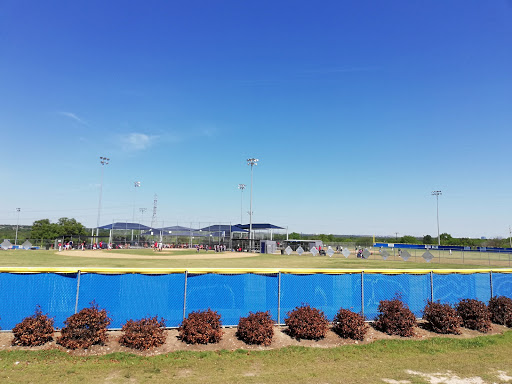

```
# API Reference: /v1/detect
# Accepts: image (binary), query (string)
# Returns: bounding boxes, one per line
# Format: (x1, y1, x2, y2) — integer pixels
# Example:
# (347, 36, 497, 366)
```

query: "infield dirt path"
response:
(58, 249, 260, 260)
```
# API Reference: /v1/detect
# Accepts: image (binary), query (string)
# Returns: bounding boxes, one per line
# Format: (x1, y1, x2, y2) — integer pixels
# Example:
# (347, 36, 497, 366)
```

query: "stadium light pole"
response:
(247, 158, 258, 251)
(132, 181, 141, 242)
(238, 184, 246, 225)
(432, 190, 442, 246)
(139, 207, 147, 244)
(15, 208, 21, 246)
(96, 156, 110, 243)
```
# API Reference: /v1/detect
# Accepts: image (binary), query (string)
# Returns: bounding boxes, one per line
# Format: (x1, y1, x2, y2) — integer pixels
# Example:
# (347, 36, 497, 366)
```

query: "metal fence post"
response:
(183, 271, 188, 321)
(277, 272, 281, 325)
(490, 271, 493, 300)
(361, 271, 364, 317)
(74, 270, 81, 314)
(430, 271, 434, 302)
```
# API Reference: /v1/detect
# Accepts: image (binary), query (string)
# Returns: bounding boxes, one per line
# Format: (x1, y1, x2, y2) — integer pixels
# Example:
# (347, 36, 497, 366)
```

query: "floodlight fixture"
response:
(131, 181, 141, 241)
(15, 208, 20, 246)
(238, 184, 246, 225)
(247, 158, 259, 250)
(431, 190, 442, 246)
(96, 156, 110, 243)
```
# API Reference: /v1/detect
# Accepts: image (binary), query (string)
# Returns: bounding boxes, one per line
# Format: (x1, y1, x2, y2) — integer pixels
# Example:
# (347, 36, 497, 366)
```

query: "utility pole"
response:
(238, 184, 246, 224)
(431, 190, 442, 246)
(15, 208, 21, 246)
(96, 156, 110, 243)
(132, 181, 140, 242)
(247, 158, 259, 251)
(151, 194, 158, 228)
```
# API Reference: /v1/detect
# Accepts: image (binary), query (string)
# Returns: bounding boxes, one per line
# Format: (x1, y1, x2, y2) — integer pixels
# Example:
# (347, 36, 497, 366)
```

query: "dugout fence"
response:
(0, 268, 511, 330)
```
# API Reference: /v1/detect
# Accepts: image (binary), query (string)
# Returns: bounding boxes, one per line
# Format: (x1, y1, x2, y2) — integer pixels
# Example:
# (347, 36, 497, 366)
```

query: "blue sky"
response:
(1, 1, 511, 238)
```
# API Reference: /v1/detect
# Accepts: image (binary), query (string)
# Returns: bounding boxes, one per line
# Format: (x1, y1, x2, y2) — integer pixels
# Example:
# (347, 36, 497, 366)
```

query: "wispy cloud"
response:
(120, 133, 158, 151)
(58, 111, 90, 126)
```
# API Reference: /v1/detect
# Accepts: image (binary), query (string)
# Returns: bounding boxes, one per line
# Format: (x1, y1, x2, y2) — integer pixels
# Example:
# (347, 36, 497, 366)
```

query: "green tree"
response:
(30, 219, 59, 240)
(399, 235, 417, 244)
(288, 232, 302, 240)
(30, 218, 87, 241)
(422, 235, 434, 244)
(439, 233, 453, 245)
(486, 237, 507, 248)
(56, 217, 87, 237)
(355, 237, 373, 247)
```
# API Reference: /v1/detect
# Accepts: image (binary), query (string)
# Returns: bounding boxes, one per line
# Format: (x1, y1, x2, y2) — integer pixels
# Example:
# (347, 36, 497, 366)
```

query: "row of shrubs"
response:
(6, 296, 512, 350)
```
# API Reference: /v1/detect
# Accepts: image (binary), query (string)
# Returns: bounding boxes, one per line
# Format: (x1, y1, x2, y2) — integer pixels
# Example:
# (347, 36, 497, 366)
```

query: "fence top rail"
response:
(0, 267, 512, 275)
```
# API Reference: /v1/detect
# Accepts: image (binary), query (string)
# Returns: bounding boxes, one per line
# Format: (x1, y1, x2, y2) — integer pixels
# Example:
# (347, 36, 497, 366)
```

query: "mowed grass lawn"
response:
(1, 332, 512, 383)
(0, 248, 508, 269)
(1, 249, 511, 383)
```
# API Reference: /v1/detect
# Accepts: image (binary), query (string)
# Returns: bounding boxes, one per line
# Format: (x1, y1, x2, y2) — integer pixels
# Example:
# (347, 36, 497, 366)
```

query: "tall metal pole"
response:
(247, 158, 258, 251)
(96, 156, 110, 242)
(238, 184, 246, 224)
(15, 208, 21, 246)
(432, 190, 442, 246)
(132, 181, 140, 241)
(139, 207, 147, 244)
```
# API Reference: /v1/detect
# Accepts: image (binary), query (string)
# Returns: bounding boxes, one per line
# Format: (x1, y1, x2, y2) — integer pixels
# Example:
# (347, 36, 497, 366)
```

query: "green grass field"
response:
(0, 248, 510, 269)
(1, 248, 511, 383)
(1, 332, 512, 383)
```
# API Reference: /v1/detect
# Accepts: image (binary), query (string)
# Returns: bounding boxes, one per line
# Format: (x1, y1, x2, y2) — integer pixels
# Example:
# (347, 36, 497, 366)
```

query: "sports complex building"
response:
(96, 221, 287, 251)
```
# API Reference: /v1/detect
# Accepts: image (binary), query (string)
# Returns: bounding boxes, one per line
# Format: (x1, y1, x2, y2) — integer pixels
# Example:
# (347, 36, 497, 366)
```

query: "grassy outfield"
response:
(1, 332, 511, 383)
(0, 249, 508, 269)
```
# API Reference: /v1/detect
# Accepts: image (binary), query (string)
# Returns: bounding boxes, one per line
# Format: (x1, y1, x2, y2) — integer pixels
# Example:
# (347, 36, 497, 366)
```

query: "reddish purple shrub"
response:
(332, 308, 368, 340)
(119, 316, 167, 350)
(57, 302, 111, 349)
(178, 309, 223, 344)
(488, 296, 512, 327)
(12, 306, 55, 346)
(423, 301, 462, 334)
(456, 299, 491, 333)
(284, 305, 329, 340)
(236, 311, 274, 346)
(374, 298, 416, 337)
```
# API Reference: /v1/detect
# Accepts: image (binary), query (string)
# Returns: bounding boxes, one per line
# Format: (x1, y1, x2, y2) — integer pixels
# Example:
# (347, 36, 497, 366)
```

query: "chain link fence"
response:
(0, 269, 511, 330)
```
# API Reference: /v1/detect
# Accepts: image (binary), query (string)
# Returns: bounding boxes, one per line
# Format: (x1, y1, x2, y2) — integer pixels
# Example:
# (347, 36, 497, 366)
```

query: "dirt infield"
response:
(58, 249, 260, 260)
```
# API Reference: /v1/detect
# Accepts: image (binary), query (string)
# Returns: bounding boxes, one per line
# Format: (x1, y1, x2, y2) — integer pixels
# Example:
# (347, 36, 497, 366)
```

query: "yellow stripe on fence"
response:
(0, 267, 511, 275)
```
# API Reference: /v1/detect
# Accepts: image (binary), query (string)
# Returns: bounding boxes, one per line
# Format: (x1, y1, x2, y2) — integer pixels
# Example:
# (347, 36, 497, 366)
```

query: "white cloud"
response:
(120, 133, 157, 151)
(58, 111, 89, 126)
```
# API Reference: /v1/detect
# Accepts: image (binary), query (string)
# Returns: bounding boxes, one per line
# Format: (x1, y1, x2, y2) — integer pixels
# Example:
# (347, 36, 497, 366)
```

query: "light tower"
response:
(238, 184, 246, 225)
(15, 208, 21, 246)
(151, 194, 158, 228)
(131, 181, 141, 242)
(132, 181, 141, 222)
(247, 158, 259, 251)
(96, 156, 110, 242)
(431, 190, 442, 246)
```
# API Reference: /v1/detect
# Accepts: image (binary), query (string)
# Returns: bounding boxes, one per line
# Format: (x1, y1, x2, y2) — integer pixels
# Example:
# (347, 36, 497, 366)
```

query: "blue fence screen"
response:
(0, 270, 510, 330)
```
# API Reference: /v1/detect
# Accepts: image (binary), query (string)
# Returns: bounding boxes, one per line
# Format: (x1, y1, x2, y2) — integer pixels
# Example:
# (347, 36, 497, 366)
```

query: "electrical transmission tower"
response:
(151, 194, 158, 228)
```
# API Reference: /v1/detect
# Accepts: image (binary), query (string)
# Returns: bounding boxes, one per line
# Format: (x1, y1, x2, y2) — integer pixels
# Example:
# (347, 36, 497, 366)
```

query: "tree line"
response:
(2, 219, 511, 249)
(275, 232, 510, 248)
